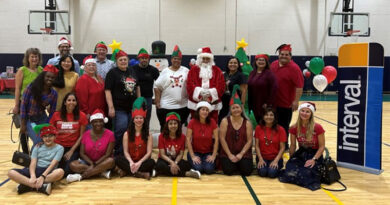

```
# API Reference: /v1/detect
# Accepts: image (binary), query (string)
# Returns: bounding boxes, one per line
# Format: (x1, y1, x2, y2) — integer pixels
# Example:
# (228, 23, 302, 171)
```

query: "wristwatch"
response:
(312, 157, 317, 162)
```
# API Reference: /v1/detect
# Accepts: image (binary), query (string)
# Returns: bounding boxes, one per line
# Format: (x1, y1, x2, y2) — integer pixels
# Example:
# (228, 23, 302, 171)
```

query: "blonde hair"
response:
(22, 48, 42, 67)
(294, 109, 315, 141)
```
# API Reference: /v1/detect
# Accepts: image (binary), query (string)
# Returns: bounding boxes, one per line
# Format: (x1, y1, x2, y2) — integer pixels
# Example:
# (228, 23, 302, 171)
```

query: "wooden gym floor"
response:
(0, 99, 389, 204)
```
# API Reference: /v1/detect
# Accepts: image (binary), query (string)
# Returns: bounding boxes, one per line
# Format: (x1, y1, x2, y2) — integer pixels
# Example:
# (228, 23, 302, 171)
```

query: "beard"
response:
(199, 63, 213, 80)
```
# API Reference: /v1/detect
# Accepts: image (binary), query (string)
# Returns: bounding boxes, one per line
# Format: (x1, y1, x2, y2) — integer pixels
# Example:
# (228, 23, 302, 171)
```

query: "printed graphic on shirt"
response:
(123, 77, 136, 93)
(297, 132, 316, 148)
(57, 121, 79, 134)
(166, 144, 178, 159)
(170, 75, 183, 88)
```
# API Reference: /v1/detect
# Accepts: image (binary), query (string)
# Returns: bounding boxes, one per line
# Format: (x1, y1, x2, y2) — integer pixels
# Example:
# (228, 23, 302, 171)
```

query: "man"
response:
(132, 48, 160, 125)
(270, 44, 304, 149)
(186, 47, 225, 122)
(47, 37, 80, 74)
(94, 41, 115, 80)
(154, 45, 189, 131)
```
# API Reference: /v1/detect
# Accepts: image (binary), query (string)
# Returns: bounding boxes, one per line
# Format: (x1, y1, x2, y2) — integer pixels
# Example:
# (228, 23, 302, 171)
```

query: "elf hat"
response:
(94, 41, 108, 52)
(132, 97, 147, 118)
(111, 49, 128, 61)
(229, 84, 242, 106)
(171, 45, 182, 58)
(255, 54, 269, 61)
(33, 123, 57, 137)
(83, 55, 96, 65)
(298, 102, 316, 113)
(137, 48, 150, 59)
(90, 109, 108, 123)
(197, 47, 213, 59)
(166, 112, 181, 122)
(43, 64, 59, 75)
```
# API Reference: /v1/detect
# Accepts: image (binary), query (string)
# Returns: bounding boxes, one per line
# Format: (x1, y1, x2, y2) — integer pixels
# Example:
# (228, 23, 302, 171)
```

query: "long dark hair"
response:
(30, 71, 50, 109)
(128, 101, 149, 142)
(193, 107, 211, 124)
(226, 56, 242, 73)
(162, 119, 182, 139)
(60, 92, 80, 121)
(52, 55, 75, 88)
(259, 107, 278, 131)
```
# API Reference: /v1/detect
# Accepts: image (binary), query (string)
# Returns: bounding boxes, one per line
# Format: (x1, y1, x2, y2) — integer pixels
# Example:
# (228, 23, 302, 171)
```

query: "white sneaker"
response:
(151, 169, 156, 177)
(101, 170, 111, 179)
(186, 169, 201, 179)
(66, 174, 82, 183)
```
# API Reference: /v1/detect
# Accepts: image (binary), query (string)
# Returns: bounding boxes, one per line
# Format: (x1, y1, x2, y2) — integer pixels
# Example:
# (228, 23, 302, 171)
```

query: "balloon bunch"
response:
(304, 57, 337, 92)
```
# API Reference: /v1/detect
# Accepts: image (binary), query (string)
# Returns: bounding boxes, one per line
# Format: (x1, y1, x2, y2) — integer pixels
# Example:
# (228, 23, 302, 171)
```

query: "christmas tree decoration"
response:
(108, 39, 122, 52)
(235, 38, 253, 77)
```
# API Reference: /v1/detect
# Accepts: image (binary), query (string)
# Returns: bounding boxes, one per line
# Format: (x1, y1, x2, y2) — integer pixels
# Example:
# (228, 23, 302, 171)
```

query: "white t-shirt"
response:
(154, 66, 189, 109)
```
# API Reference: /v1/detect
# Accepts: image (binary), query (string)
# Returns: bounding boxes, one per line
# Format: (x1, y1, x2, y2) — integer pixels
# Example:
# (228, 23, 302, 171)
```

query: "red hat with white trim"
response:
(90, 109, 108, 123)
(198, 47, 213, 59)
(298, 102, 316, 113)
(83, 55, 96, 65)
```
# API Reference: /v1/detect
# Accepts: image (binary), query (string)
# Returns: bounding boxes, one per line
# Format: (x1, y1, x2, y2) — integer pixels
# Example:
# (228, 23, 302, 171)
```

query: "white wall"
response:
(0, 0, 389, 56)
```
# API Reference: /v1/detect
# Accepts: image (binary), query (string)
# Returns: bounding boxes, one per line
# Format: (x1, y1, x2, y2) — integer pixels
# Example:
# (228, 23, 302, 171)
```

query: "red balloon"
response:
(322, 66, 337, 83)
(303, 69, 311, 78)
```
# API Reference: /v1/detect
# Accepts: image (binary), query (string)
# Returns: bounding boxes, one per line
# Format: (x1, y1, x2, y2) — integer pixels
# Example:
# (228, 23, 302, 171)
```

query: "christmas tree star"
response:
(109, 39, 122, 52)
(236, 38, 248, 50)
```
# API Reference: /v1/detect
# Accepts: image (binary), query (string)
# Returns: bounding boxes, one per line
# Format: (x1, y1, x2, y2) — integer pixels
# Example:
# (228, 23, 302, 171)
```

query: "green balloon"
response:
(309, 57, 325, 75)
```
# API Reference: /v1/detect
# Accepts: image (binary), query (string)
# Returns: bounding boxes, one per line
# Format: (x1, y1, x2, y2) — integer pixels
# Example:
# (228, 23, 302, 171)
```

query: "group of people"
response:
(8, 38, 326, 195)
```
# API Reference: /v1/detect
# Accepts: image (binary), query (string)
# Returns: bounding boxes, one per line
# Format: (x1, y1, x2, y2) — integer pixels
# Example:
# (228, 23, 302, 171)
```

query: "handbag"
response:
(12, 138, 31, 167)
(319, 148, 347, 191)
(12, 113, 21, 129)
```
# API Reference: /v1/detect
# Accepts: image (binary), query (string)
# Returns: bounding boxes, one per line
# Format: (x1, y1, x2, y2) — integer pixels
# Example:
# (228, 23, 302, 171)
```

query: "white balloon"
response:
(305, 60, 310, 68)
(313, 74, 328, 92)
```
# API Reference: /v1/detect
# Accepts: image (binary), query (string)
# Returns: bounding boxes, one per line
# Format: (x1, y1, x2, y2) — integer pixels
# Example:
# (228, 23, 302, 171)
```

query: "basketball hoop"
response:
(40, 27, 53, 35)
(346, 30, 360, 36)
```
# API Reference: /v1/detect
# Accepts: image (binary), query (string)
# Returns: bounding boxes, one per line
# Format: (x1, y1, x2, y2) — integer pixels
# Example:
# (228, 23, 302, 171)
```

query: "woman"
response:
(20, 65, 58, 146)
(219, 86, 253, 176)
(75, 56, 107, 126)
(218, 56, 247, 124)
(186, 101, 219, 174)
(115, 97, 155, 180)
(247, 54, 277, 122)
(13, 48, 43, 153)
(279, 102, 325, 190)
(49, 93, 88, 176)
(66, 109, 115, 182)
(105, 49, 140, 156)
(52, 55, 79, 111)
(255, 107, 286, 178)
(155, 112, 201, 178)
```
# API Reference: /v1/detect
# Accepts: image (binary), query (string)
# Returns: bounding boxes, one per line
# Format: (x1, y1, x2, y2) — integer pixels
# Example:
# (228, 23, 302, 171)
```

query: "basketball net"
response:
(40, 28, 52, 41)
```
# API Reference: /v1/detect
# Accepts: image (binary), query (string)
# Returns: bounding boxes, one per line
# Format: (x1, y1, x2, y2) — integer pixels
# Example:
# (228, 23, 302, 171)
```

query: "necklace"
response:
(263, 127, 274, 146)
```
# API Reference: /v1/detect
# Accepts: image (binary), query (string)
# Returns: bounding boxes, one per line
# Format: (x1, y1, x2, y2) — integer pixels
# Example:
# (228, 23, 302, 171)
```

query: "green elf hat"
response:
(33, 123, 57, 137)
(229, 84, 242, 106)
(132, 97, 147, 118)
(111, 48, 128, 61)
(94, 41, 107, 52)
(171, 45, 182, 58)
(165, 112, 181, 122)
(137, 48, 150, 59)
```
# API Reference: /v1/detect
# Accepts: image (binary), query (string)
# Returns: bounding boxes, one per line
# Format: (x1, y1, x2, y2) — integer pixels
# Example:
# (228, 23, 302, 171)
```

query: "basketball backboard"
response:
(328, 12, 370, 37)
(28, 10, 71, 35)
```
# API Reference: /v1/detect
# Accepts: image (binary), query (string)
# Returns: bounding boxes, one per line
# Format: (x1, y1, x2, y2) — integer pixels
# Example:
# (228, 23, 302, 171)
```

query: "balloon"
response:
(322, 65, 337, 83)
(129, 59, 139, 66)
(303, 69, 311, 78)
(305, 60, 310, 68)
(309, 57, 325, 75)
(313, 74, 328, 92)
(249, 110, 258, 128)
(108, 39, 122, 52)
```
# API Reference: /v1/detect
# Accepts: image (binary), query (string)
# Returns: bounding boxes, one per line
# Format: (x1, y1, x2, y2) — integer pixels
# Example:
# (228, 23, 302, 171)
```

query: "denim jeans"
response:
(113, 110, 132, 156)
(187, 152, 215, 174)
(26, 114, 48, 148)
(257, 158, 283, 178)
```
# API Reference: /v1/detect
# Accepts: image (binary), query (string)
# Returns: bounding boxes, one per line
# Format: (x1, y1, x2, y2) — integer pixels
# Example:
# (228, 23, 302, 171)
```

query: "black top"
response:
(132, 64, 160, 98)
(105, 67, 138, 112)
(224, 71, 247, 94)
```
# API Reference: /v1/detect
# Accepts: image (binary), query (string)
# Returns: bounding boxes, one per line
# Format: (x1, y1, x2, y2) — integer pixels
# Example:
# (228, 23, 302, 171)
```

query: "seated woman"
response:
(115, 97, 156, 180)
(8, 124, 64, 195)
(255, 107, 286, 178)
(186, 101, 219, 174)
(66, 109, 115, 182)
(279, 102, 325, 190)
(155, 112, 201, 179)
(50, 92, 88, 176)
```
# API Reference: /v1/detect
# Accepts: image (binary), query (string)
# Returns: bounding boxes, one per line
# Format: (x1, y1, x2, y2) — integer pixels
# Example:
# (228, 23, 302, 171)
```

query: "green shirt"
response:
(20, 66, 43, 96)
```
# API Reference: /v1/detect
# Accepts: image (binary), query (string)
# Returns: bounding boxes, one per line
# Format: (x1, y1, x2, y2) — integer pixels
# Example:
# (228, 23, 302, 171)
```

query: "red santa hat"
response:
(279, 44, 292, 52)
(58, 37, 72, 47)
(43, 64, 59, 75)
(298, 102, 316, 113)
(197, 47, 213, 59)
(83, 55, 96, 65)
(90, 109, 108, 123)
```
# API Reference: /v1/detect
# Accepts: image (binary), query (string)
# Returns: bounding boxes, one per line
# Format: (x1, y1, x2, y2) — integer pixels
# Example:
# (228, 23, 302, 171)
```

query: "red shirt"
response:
(128, 133, 147, 162)
(289, 123, 325, 149)
(188, 118, 217, 154)
(50, 111, 88, 147)
(158, 133, 186, 160)
(270, 60, 304, 108)
(255, 125, 287, 160)
(75, 74, 107, 116)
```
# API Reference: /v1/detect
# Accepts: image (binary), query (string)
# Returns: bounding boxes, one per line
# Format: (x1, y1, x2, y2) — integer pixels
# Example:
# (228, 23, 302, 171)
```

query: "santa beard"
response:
(199, 63, 213, 80)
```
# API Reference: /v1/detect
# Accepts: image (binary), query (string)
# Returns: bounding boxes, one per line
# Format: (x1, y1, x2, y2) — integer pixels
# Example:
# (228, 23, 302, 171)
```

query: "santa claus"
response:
(186, 47, 225, 122)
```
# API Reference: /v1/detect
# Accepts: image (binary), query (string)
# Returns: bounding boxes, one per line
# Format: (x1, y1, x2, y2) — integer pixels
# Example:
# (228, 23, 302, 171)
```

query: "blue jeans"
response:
(144, 97, 152, 126)
(187, 152, 215, 174)
(113, 110, 132, 156)
(257, 158, 283, 178)
(26, 114, 48, 148)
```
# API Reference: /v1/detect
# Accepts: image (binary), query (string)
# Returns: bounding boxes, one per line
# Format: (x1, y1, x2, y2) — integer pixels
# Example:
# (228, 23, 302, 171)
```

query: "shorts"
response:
(14, 166, 49, 178)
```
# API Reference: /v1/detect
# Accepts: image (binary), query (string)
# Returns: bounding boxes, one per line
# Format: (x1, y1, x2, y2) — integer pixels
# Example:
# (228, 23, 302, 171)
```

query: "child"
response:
(8, 124, 64, 195)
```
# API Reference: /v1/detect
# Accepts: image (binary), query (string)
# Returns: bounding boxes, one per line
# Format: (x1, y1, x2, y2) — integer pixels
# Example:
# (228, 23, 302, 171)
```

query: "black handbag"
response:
(319, 148, 346, 191)
(12, 113, 21, 129)
(11, 134, 31, 167)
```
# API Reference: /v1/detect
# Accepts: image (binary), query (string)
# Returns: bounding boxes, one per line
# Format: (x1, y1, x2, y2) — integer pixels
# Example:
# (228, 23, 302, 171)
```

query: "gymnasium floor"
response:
(0, 99, 389, 205)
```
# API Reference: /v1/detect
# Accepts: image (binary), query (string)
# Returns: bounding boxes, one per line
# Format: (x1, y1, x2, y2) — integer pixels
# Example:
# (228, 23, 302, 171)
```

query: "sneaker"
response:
(101, 170, 111, 179)
(185, 169, 201, 179)
(37, 183, 51, 195)
(17, 184, 32, 194)
(151, 169, 156, 177)
(66, 173, 82, 183)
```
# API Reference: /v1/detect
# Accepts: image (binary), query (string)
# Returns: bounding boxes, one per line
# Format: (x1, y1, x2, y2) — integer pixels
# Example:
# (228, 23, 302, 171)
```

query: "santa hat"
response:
(276, 44, 292, 53)
(197, 47, 213, 59)
(111, 49, 128, 61)
(90, 109, 108, 123)
(196, 101, 213, 111)
(137, 48, 150, 58)
(298, 102, 316, 113)
(58, 37, 72, 47)
(33, 123, 57, 137)
(43, 64, 59, 75)
(171, 45, 182, 58)
(255, 54, 270, 61)
(83, 55, 96, 65)
(229, 85, 241, 106)
(132, 97, 147, 118)
(166, 112, 181, 122)
(94, 41, 107, 52)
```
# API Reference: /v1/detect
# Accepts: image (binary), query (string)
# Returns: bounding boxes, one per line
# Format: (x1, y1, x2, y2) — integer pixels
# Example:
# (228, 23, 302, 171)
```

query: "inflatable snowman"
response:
(149, 40, 169, 72)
